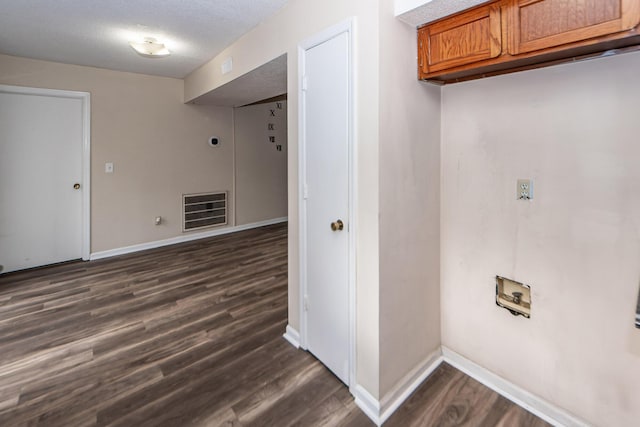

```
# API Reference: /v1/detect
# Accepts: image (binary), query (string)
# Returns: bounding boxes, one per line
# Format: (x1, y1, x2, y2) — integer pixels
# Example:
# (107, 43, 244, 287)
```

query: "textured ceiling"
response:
(0, 0, 288, 78)
(396, 0, 490, 27)
(192, 54, 287, 107)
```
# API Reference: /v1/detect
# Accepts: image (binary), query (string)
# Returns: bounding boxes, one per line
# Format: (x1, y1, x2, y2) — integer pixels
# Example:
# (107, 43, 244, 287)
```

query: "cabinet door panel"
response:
(510, 0, 640, 54)
(421, 5, 502, 74)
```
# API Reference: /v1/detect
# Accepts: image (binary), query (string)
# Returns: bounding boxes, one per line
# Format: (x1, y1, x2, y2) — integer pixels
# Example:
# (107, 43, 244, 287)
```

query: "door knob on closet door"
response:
(330, 219, 344, 231)
(73, 183, 81, 190)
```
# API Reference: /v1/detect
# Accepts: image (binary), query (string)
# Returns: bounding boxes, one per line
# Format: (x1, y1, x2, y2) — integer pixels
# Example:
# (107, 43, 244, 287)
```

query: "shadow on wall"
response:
(636, 282, 640, 329)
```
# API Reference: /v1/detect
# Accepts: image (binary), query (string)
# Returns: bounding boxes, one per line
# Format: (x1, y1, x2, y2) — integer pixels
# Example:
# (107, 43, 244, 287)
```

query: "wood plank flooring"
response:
(0, 223, 549, 426)
(384, 363, 549, 427)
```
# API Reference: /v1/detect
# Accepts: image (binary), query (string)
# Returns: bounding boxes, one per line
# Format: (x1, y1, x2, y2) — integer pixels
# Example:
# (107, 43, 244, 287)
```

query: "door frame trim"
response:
(297, 17, 357, 387)
(0, 84, 91, 261)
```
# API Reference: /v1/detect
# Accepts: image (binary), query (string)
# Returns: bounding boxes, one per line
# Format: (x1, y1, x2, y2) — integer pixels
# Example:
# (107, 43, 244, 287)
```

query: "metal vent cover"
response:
(183, 192, 227, 232)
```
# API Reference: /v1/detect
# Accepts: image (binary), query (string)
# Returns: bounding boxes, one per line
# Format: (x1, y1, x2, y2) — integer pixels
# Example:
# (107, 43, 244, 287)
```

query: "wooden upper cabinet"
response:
(509, 0, 640, 54)
(419, 4, 502, 74)
(418, 0, 640, 83)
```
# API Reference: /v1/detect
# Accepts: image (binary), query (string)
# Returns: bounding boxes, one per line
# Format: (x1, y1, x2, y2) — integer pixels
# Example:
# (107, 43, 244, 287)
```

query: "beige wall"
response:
(4, 4, 634, 423)
(378, 0, 442, 399)
(185, 0, 382, 396)
(441, 51, 640, 426)
(0, 54, 278, 254)
(234, 101, 288, 225)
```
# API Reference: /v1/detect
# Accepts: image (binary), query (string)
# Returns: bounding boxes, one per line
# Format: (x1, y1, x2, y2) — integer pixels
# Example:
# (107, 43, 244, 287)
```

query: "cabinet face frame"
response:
(508, 0, 640, 55)
(420, 3, 503, 74)
(417, 0, 640, 83)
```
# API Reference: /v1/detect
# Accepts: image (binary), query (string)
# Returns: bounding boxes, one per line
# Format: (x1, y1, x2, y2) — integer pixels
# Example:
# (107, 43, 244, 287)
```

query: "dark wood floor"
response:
(385, 363, 549, 427)
(0, 224, 549, 426)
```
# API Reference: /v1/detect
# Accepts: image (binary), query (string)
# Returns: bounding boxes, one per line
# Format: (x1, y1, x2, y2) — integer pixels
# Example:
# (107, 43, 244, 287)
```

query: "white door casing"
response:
(0, 85, 90, 273)
(299, 19, 356, 386)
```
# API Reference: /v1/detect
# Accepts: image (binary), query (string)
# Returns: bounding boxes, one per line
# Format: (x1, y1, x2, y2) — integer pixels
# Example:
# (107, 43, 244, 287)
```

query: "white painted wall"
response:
(378, 0, 442, 400)
(441, 51, 640, 427)
(234, 101, 288, 226)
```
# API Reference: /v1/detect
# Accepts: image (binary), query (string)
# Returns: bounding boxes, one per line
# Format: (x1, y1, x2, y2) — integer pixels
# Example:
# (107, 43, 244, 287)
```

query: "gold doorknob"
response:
(73, 183, 81, 190)
(330, 219, 344, 231)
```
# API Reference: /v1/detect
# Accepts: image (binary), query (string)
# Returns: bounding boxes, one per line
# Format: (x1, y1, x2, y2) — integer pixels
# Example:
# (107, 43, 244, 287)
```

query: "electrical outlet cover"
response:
(517, 179, 533, 200)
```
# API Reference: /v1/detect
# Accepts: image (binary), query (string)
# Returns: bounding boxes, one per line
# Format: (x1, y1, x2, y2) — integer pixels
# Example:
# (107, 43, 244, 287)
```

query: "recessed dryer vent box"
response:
(496, 276, 531, 318)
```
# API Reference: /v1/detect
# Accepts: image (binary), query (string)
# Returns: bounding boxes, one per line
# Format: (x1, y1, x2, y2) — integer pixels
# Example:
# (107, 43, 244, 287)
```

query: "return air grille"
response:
(183, 192, 227, 232)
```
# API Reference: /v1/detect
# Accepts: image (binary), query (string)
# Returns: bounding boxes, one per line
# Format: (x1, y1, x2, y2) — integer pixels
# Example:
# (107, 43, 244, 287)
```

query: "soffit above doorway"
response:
(190, 54, 287, 107)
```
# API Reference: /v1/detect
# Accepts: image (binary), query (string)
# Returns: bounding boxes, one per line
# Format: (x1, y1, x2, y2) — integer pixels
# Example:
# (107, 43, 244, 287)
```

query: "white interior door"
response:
(301, 28, 351, 385)
(0, 88, 87, 274)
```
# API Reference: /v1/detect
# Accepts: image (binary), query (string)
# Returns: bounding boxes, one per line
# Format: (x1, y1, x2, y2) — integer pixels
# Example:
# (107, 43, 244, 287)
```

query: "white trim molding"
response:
(282, 325, 300, 349)
(351, 347, 586, 427)
(352, 384, 381, 426)
(442, 347, 589, 427)
(90, 217, 287, 260)
(79, 91, 91, 261)
(353, 350, 443, 426)
(379, 350, 443, 424)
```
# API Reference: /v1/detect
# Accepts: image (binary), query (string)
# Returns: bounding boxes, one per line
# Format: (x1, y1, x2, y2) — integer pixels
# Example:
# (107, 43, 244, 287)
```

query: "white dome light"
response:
(129, 37, 170, 58)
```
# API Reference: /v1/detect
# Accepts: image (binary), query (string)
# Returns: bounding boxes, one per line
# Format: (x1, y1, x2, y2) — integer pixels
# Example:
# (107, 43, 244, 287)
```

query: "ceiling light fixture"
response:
(129, 37, 171, 58)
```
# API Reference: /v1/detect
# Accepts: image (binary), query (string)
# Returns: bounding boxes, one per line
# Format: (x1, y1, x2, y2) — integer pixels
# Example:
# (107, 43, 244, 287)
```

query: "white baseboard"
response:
(379, 350, 443, 424)
(353, 350, 443, 426)
(352, 384, 381, 426)
(352, 347, 587, 427)
(282, 325, 300, 349)
(90, 217, 288, 260)
(442, 347, 588, 427)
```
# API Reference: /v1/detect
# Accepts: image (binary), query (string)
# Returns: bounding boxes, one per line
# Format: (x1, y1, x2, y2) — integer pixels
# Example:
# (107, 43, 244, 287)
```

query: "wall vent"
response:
(183, 192, 227, 232)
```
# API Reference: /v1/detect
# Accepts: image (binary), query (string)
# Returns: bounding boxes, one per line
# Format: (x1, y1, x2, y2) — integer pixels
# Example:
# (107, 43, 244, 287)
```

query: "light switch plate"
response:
(105, 162, 114, 173)
(517, 179, 533, 200)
